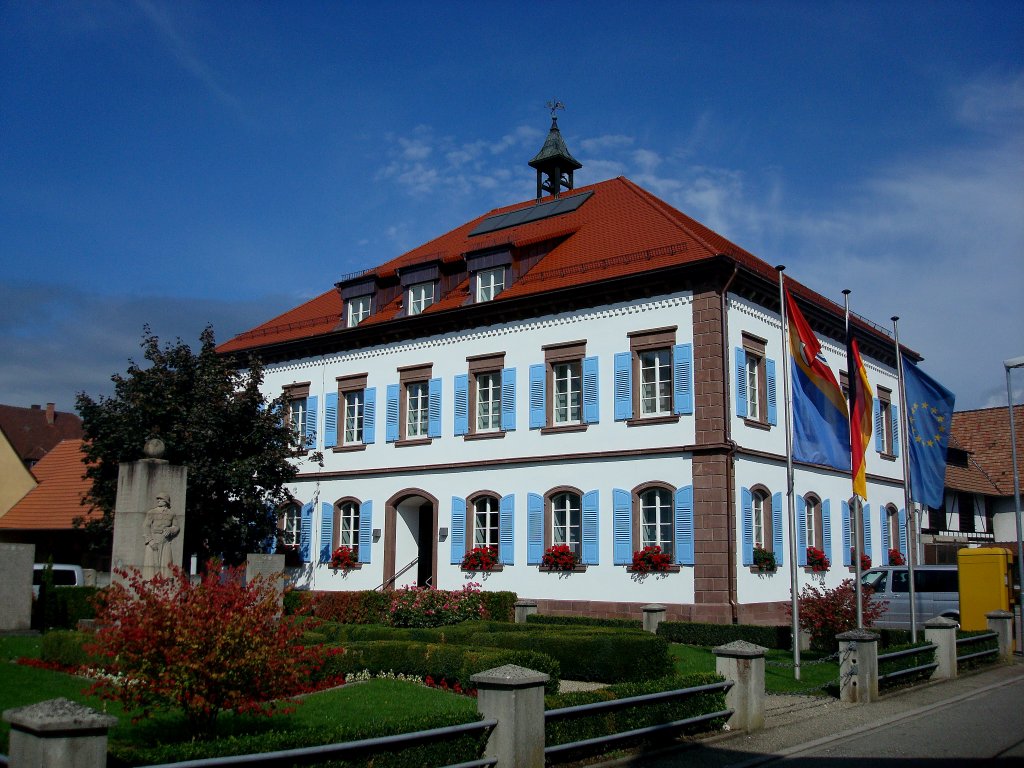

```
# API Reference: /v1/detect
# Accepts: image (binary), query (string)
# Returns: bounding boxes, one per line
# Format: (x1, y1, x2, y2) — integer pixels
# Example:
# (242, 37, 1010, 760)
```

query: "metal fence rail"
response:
(877, 643, 938, 685)
(140, 718, 497, 768)
(544, 680, 733, 761)
(956, 632, 999, 665)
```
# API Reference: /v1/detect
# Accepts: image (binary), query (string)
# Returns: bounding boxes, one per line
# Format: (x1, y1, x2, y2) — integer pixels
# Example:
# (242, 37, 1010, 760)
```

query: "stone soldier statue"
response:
(143, 493, 180, 578)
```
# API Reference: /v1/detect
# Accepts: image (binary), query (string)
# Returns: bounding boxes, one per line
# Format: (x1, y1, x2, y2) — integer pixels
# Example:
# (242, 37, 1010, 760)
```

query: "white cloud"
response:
(580, 134, 634, 153)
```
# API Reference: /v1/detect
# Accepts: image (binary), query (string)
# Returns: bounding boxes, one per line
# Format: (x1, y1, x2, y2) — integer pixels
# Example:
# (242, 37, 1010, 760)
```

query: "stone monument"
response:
(0, 543, 35, 631)
(111, 438, 187, 584)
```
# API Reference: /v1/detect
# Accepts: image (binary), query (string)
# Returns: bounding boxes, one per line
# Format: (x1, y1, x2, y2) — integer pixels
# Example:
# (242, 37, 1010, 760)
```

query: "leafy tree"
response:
(76, 326, 300, 564)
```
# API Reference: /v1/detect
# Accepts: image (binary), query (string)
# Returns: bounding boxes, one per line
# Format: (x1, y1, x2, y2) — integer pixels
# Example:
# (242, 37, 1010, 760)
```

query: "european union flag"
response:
(901, 355, 955, 509)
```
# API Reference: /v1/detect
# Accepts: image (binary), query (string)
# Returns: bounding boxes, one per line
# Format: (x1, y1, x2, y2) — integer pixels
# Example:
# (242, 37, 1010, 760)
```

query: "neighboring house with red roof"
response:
(0, 403, 83, 469)
(220, 119, 916, 624)
(919, 404, 1024, 564)
(0, 438, 100, 565)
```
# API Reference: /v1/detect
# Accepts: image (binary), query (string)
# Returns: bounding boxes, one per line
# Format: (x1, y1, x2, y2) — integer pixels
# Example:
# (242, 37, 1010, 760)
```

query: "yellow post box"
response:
(957, 547, 1013, 631)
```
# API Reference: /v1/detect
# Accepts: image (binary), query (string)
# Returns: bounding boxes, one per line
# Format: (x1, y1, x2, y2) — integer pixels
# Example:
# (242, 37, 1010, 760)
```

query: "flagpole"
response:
(777, 266, 801, 680)
(892, 316, 919, 641)
(844, 290, 865, 629)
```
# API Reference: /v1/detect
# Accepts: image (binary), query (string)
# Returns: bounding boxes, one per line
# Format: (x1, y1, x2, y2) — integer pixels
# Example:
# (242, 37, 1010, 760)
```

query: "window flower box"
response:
(540, 544, 583, 572)
(628, 545, 679, 573)
(805, 546, 830, 573)
(848, 550, 872, 571)
(888, 548, 906, 566)
(329, 546, 360, 572)
(460, 546, 501, 572)
(752, 545, 776, 573)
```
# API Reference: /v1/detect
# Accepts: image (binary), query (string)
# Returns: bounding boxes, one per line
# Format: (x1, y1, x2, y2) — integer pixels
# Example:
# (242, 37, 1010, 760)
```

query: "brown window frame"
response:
(627, 327, 679, 425)
(282, 381, 311, 453)
(335, 374, 368, 452)
(877, 386, 896, 459)
(397, 363, 433, 446)
(466, 353, 506, 439)
(750, 484, 773, 553)
(542, 340, 587, 434)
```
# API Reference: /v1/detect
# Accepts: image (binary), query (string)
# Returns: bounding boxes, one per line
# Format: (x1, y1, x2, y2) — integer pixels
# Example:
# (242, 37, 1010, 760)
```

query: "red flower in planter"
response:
(460, 546, 499, 571)
(631, 545, 673, 573)
(888, 548, 906, 566)
(542, 544, 580, 571)
(329, 546, 358, 571)
(806, 546, 830, 573)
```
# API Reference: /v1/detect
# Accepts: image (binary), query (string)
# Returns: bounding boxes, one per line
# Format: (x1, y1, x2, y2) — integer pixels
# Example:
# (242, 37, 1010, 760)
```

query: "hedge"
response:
(657, 621, 792, 650)
(40, 630, 94, 668)
(544, 673, 727, 750)
(526, 614, 643, 630)
(32, 586, 100, 631)
(281, 589, 518, 625)
(334, 641, 561, 696)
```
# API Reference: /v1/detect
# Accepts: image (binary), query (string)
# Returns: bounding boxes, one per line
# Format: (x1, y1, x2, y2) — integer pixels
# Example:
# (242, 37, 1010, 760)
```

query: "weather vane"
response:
(546, 99, 566, 117)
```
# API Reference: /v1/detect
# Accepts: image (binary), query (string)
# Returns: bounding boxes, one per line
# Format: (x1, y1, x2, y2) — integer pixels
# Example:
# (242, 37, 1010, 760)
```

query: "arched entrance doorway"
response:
(384, 489, 438, 589)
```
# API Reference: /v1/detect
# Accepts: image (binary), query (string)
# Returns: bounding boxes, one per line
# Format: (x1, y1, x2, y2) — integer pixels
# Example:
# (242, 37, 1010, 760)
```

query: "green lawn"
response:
(670, 643, 838, 696)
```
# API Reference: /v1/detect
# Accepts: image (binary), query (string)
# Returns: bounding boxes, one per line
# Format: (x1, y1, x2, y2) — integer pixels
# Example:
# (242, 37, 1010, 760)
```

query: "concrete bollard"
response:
(3, 698, 118, 768)
(986, 610, 1015, 663)
(514, 599, 538, 624)
(836, 630, 879, 703)
(713, 640, 767, 731)
(642, 603, 667, 634)
(472, 664, 549, 768)
(924, 617, 959, 680)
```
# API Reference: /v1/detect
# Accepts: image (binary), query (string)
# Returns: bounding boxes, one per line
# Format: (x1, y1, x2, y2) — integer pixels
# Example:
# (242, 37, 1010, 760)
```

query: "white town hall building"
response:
(220, 120, 912, 624)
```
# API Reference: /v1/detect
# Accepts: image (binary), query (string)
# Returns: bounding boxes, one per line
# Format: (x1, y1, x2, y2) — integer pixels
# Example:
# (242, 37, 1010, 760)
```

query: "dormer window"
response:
(408, 281, 435, 315)
(347, 295, 371, 327)
(476, 267, 505, 302)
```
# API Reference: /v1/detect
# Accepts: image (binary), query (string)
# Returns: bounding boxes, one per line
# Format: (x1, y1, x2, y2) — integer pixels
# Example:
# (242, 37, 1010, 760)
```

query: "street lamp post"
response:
(1004, 355, 1024, 655)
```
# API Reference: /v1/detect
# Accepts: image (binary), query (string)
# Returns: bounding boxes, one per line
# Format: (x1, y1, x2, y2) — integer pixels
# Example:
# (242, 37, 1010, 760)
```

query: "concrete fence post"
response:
(986, 610, 1014, 663)
(3, 698, 118, 768)
(514, 599, 538, 625)
(472, 664, 549, 768)
(836, 630, 879, 703)
(712, 640, 767, 731)
(924, 617, 958, 680)
(642, 603, 667, 634)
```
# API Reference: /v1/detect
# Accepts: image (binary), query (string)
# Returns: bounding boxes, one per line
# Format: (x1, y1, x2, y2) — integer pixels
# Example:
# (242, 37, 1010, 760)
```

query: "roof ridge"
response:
(616, 177, 726, 259)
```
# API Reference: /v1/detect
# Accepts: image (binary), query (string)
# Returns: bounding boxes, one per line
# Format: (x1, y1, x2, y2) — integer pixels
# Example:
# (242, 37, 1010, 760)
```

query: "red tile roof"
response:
(0, 439, 98, 530)
(0, 404, 83, 464)
(945, 405, 1024, 496)
(219, 176, 884, 354)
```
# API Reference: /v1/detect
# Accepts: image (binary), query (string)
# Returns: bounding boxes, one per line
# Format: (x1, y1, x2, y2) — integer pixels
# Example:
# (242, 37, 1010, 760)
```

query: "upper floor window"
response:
(408, 281, 435, 315)
(615, 328, 693, 422)
(282, 381, 315, 451)
(455, 354, 515, 437)
(530, 341, 598, 431)
(476, 267, 505, 302)
(386, 364, 441, 444)
(874, 387, 899, 458)
(735, 334, 777, 428)
(345, 390, 365, 443)
(347, 295, 371, 327)
(325, 375, 376, 450)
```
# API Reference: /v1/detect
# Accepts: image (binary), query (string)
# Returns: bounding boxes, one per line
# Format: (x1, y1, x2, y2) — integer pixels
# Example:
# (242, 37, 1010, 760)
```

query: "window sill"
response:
(395, 438, 432, 448)
(540, 424, 589, 435)
(625, 414, 680, 427)
(460, 564, 505, 572)
(327, 563, 363, 572)
(743, 418, 772, 431)
(538, 564, 587, 573)
(626, 565, 681, 573)
(748, 566, 777, 574)
(879, 452, 897, 462)
(332, 444, 367, 453)
(803, 567, 830, 575)
(464, 431, 506, 441)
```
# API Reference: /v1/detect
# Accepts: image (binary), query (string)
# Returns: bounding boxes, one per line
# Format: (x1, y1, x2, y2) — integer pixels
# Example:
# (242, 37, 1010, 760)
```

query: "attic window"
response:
(408, 282, 435, 315)
(347, 295, 371, 327)
(946, 447, 969, 468)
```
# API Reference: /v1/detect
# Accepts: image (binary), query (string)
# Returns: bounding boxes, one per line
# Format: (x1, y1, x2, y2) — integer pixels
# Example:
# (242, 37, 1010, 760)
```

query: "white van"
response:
(861, 565, 960, 629)
(32, 563, 85, 598)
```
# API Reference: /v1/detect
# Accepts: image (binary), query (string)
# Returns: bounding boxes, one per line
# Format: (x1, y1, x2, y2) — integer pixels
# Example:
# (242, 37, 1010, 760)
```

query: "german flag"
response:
(847, 331, 874, 499)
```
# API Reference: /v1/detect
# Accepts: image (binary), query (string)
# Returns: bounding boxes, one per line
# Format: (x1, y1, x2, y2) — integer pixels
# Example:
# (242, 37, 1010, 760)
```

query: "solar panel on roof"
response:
(469, 191, 593, 237)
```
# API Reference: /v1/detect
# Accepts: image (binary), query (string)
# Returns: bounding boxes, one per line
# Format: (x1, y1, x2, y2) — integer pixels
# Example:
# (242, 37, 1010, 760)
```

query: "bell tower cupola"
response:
(528, 101, 582, 200)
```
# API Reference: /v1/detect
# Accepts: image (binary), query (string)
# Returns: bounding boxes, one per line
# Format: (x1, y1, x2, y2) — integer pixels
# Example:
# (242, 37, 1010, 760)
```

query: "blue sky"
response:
(2, 0, 1022, 412)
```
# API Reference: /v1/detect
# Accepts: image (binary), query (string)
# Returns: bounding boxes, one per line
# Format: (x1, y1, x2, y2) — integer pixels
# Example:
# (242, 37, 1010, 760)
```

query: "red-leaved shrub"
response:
(792, 578, 887, 651)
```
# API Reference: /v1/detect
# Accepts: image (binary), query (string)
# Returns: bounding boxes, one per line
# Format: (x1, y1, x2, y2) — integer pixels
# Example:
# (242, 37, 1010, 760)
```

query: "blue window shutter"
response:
(612, 488, 632, 565)
(772, 492, 784, 566)
(454, 374, 469, 436)
(501, 368, 516, 431)
(880, 507, 890, 565)
(874, 398, 884, 452)
(499, 495, 515, 564)
(428, 378, 442, 438)
(796, 495, 807, 566)
(386, 384, 400, 442)
(766, 359, 778, 426)
(842, 501, 851, 566)
(363, 387, 377, 444)
(898, 508, 908, 556)
(891, 406, 900, 457)
(675, 485, 695, 566)
(674, 344, 694, 415)
(529, 364, 546, 429)
(582, 490, 599, 564)
(527, 493, 544, 564)
(613, 352, 633, 421)
(305, 395, 318, 449)
(324, 393, 338, 449)
(863, 504, 872, 559)
(300, 502, 314, 563)
(450, 497, 466, 565)
(320, 502, 334, 563)
(358, 501, 372, 563)
(582, 356, 599, 424)
(735, 348, 748, 419)
(741, 487, 753, 566)
(822, 499, 832, 563)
